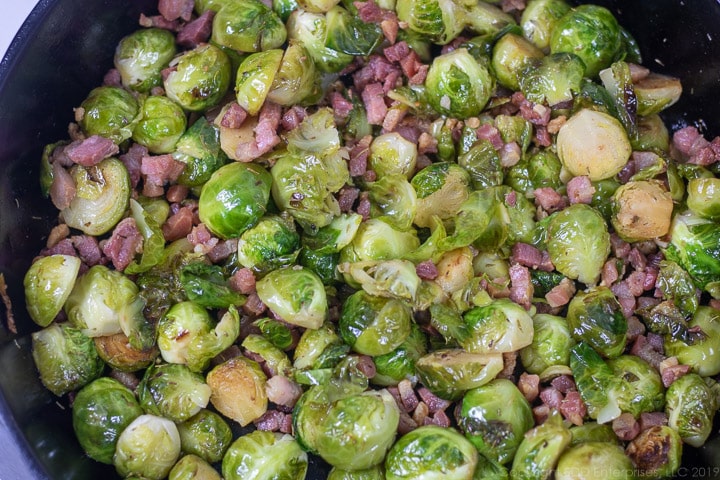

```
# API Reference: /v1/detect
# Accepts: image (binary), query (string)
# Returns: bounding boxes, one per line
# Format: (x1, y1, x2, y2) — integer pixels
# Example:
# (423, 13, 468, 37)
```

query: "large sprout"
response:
(286, 9, 353, 73)
(519, 313, 575, 375)
(114, 28, 177, 93)
(566, 286, 627, 359)
(491, 32, 544, 91)
(113, 414, 182, 480)
(520, 0, 571, 51)
(206, 355, 268, 427)
(79, 86, 139, 143)
(554, 442, 634, 480)
(255, 266, 328, 329)
(211, 0, 287, 52)
(395, 0, 466, 45)
(131, 95, 187, 154)
(222, 430, 308, 480)
(519, 53, 586, 106)
(665, 373, 717, 448)
(611, 180, 674, 242)
(164, 43, 232, 112)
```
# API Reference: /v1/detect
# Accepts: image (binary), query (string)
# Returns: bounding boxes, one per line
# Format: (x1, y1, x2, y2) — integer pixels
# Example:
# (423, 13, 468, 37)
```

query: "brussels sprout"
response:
(372, 322, 427, 386)
(65, 265, 153, 350)
(255, 266, 327, 329)
(71, 377, 143, 464)
(425, 48, 493, 119)
(519, 53, 585, 106)
(169, 454, 222, 480)
(31, 323, 104, 396)
(607, 355, 665, 417)
(234, 49, 284, 116)
(546, 204, 611, 286)
(236, 214, 300, 274)
(511, 410, 572, 480)
(177, 409, 233, 464)
(286, 10, 354, 73)
(211, 0, 286, 52)
(339, 218, 421, 269)
(79, 86, 140, 143)
(505, 150, 562, 196)
(431, 247, 474, 297)
(94, 332, 159, 372)
(339, 259, 421, 301)
(395, 0, 465, 45)
(113, 414, 182, 480)
(634, 72, 683, 116)
(492, 33, 544, 91)
(520, 313, 575, 375)
(566, 286, 626, 358)
(326, 4, 383, 55)
(464, 1, 516, 37)
(293, 322, 341, 369)
(569, 422, 619, 446)
(164, 44, 232, 111)
(655, 260, 700, 318)
(458, 140, 503, 190)
(415, 349, 504, 400)
(114, 28, 176, 93)
(665, 306, 720, 377)
(557, 109, 632, 181)
(687, 177, 720, 220)
(473, 455, 509, 480)
(24, 254, 81, 327)
(179, 263, 246, 309)
(157, 302, 240, 372)
(61, 157, 131, 236)
(549, 4, 623, 77)
(611, 180, 673, 242)
(268, 42, 322, 106)
(299, 247, 342, 286)
(206, 355, 268, 427)
(328, 465, 385, 480)
(411, 161, 472, 228)
(132, 95, 187, 154)
(174, 117, 228, 187)
(222, 431, 308, 480)
(294, 387, 399, 470)
(385, 425, 478, 480)
(449, 298, 534, 354)
(138, 363, 212, 423)
(554, 442, 633, 480)
(339, 290, 413, 356)
(520, 0, 571, 51)
(368, 132, 418, 180)
(242, 333, 292, 377)
(665, 373, 717, 448)
(199, 161, 272, 239)
(457, 379, 534, 465)
(367, 175, 418, 231)
(625, 426, 682, 480)
(633, 114, 670, 152)
(664, 210, 720, 298)
(301, 213, 363, 254)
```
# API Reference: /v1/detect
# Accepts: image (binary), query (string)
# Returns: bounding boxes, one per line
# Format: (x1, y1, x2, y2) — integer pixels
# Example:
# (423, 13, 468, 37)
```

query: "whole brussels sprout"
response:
(492, 33, 544, 91)
(79, 86, 139, 143)
(665, 373, 716, 448)
(339, 290, 413, 357)
(625, 426, 682, 480)
(174, 117, 228, 188)
(549, 4, 623, 77)
(199, 161, 272, 239)
(61, 158, 131, 236)
(368, 132, 418, 180)
(664, 306, 720, 376)
(177, 409, 233, 464)
(545, 204, 611, 286)
(138, 363, 212, 423)
(456, 379, 534, 465)
(24, 254, 81, 327)
(169, 454, 221, 480)
(293, 322, 341, 369)
(554, 442, 633, 480)
(211, 0, 287, 52)
(132, 95, 187, 154)
(294, 387, 400, 471)
(425, 48, 494, 119)
(72, 377, 143, 464)
(415, 349, 504, 401)
(255, 266, 328, 329)
(114, 28, 177, 93)
(566, 286, 627, 359)
(113, 414, 182, 480)
(519, 313, 575, 375)
(385, 425, 478, 480)
(164, 44, 232, 112)
(520, 0, 571, 51)
(31, 323, 104, 396)
(606, 355, 665, 417)
(236, 214, 300, 274)
(511, 410, 571, 480)
(222, 430, 308, 480)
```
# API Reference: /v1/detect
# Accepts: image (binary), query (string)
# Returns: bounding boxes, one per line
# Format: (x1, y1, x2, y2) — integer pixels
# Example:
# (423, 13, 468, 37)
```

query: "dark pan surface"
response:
(1, 0, 719, 478)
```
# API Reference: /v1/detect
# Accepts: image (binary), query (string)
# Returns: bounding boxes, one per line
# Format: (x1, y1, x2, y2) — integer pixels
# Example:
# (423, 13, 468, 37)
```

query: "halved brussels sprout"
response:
(293, 322, 341, 370)
(634, 72, 682, 116)
(72, 377, 143, 464)
(61, 157, 131, 236)
(211, 0, 287, 52)
(174, 117, 228, 188)
(206, 355, 268, 427)
(256, 266, 328, 329)
(325, 5, 383, 56)
(339, 259, 421, 301)
(234, 49, 284, 116)
(520, 0, 571, 51)
(492, 32, 544, 91)
(385, 425, 478, 480)
(286, 9, 354, 73)
(164, 43, 232, 112)
(177, 409, 233, 464)
(512, 410, 572, 479)
(236, 214, 300, 274)
(198, 161, 273, 239)
(611, 180, 674, 242)
(339, 290, 413, 356)
(79, 86, 140, 143)
(369, 132, 418, 180)
(454, 298, 534, 354)
(626, 426, 682, 480)
(686, 177, 720, 220)
(94, 332, 158, 372)
(556, 109, 632, 181)
(566, 286, 627, 359)
(411, 161, 472, 228)
(169, 454, 222, 480)
(664, 306, 720, 377)
(267, 42, 322, 106)
(415, 349, 504, 400)
(132, 95, 187, 154)
(367, 175, 418, 231)
(665, 373, 717, 448)
(138, 363, 212, 423)
(114, 28, 177, 93)
(395, 0, 466, 45)
(222, 431, 308, 480)
(24, 254, 81, 327)
(425, 48, 494, 119)
(339, 218, 421, 272)
(519, 52, 586, 106)
(113, 414, 182, 480)
(554, 442, 633, 480)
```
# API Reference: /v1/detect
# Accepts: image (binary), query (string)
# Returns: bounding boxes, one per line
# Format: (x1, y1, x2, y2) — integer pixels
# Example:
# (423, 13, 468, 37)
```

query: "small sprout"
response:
(634, 72, 683, 116)
(177, 410, 233, 464)
(113, 414, 182, 480)
(415, 348, 504, 401)
(114, 28, 177, 93)
(206, 356, 268, 427)
(169, 454, 222, 480)
(138, 363, 212, 423)
(611, 180, 674, 242)
(519, 313, 575, 375)
(626, 426, 682, 479)
(511, 410, 572, 478)
(369, 132, 418, 180)
(395, 0, 466, 45)
(94, 332, 159, 372)
(164, 44, 232, 112)
(132, 95, 187, 154)
(222, 431, 308, 480)
(211, 0, 287, 53)
(520, 0, 571, 51)
(664, 306, 720, 377)
(492, 32, 544, 91)
(255, 266, 328, 330)
(665, 373, 717, 448)
(79, 86, 139, 143)
(234, 49, 284, 116)
(24, 254, 81, 327)
(554, 442, 634, 480)
(686, 177, 720, 220)
(411, 161, 472, 229)
(566, 286, 627, 359)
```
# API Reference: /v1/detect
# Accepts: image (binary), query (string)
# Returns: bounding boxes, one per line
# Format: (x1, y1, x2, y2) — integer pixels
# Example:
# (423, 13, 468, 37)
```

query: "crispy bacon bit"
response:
(533, 187, 568, 212)
(545, 278, 576, 308)
(158, 0, 194, 22)
(329, 91, 354, 121)
(72, 235, 104, 266)
(348, 135, 372, 177)
(162, 206, 195, 242)
(177, 10, 214, 48)
(188, 224, 218, 253)
(518, 372, 540, 402)
(236, 102, 282, 162)
(63, 135, 119, 166)
(141, 154, 186, 196)
(630, 334, 666, 370)
(398, 379, 419, 412)
(540, 387, 563, 409)
(102, 217, 143, 271)
(510, 242, 543, 269)
(361, 82, 387, 125)
(509, 264, 533, 310)
(356, 354, 377, 379)
(49, 162, 77, 211)
(659, 356, 691, 387)
(417, 387, 451, 413)
(207, 239, 238, 263)
(612, 412, 640, 441)
(639, 411, 668, 431)
(265, 375, 303, 408)
(415, 260, 438, 280)
(566, 175, 596, 204)
(138, 13, 181, 31)
(120, 143, 147, 188)
(229, 268, 256, 295)
(166, 184, 189, 204)
(672, 125, 720, 166)
(220, 101, 248, 129)
(560, 391, 586, 426)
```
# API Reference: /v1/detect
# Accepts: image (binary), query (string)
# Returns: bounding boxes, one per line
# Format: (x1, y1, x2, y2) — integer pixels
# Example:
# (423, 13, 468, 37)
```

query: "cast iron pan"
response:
(0, 0, 719, 478)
